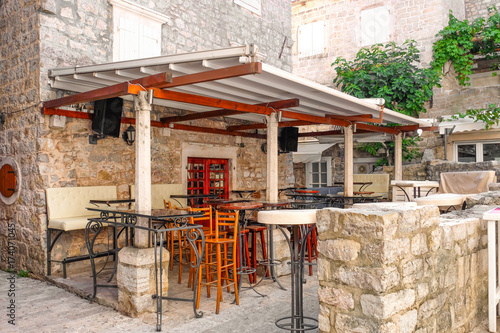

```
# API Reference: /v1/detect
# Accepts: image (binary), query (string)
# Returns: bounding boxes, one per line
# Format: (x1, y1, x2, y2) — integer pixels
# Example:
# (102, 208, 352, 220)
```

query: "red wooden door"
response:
(187, 158, 229, 204)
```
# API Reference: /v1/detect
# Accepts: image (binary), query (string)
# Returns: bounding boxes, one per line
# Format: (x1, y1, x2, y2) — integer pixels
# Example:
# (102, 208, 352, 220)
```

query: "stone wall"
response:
(316, 204, 489, 332)
(291, 0, 459, 87)
(0, 0, 45, 276)
(1, 0, 294, 277)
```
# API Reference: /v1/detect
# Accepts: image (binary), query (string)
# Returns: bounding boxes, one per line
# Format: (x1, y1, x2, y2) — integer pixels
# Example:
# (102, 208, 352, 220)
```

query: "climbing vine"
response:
(332, 40, 440, 118)
(448, 104, 500, 130)
(431, 6, 500, 86)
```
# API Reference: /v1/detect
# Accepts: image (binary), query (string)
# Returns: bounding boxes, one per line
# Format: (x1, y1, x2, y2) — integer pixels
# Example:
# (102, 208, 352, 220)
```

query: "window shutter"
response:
(361, 6, 390, 46)
(119, 17, 139, 61)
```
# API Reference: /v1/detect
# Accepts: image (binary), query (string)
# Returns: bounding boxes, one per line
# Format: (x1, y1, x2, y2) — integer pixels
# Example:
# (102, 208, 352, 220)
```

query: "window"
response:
(235, 0, 261, 16)
(455, 141, 500, 162)
(360, 6, 390, 46)
(298, 21, 325, 58)
(109, 0, 169, 61)
(305, 158, 332, 187)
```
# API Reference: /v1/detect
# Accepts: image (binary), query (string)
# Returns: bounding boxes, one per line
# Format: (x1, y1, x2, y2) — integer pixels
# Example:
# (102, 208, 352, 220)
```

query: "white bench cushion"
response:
(48, 216, 97, 231)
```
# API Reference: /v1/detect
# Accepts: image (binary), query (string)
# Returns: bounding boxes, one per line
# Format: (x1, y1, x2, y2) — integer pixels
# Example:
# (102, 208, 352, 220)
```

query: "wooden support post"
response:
(344, 125, 354, 197)
(394, 133, 403, 181)
(134, 91, 152, 248)
(266, 112, 279, 202)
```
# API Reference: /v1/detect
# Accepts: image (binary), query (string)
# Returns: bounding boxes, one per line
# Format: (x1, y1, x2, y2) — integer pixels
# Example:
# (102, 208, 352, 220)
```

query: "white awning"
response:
(293, 142, 335, 163)
(438, 116, 500, 134)
(47, 45, 427, 127)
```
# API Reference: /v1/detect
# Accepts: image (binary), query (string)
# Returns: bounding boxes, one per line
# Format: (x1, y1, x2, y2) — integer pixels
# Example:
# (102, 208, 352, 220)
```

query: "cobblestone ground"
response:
(0, 270, 319, 333)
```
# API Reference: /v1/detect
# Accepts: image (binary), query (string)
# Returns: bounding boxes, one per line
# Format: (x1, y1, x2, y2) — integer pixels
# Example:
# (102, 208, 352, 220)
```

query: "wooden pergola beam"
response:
(356, 123, 400, 135)
(43, 73, 173, 109)
(160, 98, 300, 124)
(227, 120, 314, 131)
(154, 62, 262, 89)
(130, 86, 275, 116)
(280, 110, 351, 127)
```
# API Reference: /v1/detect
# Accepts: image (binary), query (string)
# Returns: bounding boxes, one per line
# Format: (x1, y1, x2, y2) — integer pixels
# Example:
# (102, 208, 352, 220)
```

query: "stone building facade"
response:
(291, 0, 500, 185)
(0, 0, 293, 277)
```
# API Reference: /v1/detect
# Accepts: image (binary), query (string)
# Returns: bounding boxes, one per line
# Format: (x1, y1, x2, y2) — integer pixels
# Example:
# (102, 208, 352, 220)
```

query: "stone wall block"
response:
(418, 293, 447, 321)
(361, 289, 415, 319)
(318, 238, 360, 262)
(411, 233, 428, 256)
(335, 313, 378, 333)
(398, 309, 418, 333)
(318, 285, 354, 310)
(337, 266, 400, 293)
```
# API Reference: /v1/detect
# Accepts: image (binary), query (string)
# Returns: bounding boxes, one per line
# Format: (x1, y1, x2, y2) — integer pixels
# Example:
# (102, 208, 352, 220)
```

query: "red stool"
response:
(246, 224, 268, 282)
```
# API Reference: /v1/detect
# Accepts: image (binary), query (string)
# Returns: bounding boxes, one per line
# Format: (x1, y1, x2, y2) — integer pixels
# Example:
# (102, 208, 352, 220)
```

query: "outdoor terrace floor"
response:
(3, 260, 319, 332)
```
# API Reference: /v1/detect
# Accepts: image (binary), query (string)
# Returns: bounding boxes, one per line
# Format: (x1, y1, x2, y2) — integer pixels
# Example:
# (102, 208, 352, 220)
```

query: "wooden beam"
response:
(160, 110, 245, 123)
(280, 110, 351, 127)
(393, 124, 419, 132)
(154, 62, 262, 89)
(227, 120, 314, 131)
(355, 123, 400, 135)
(43, 73, 172, 109)
(160, 122, 266, 139)
(42, 107, 92, 119)
(131, 86, 274, 116)
(159, 99, 300, 124)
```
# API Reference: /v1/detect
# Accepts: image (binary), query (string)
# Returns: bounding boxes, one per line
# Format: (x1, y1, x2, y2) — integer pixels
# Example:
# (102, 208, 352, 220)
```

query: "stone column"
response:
(343, 125, 354, 197)
(394, 133, 403, 181)
(117, 246, 169, 317)
(266, 112, 279, 202)
(117, 91, 168, 317)
(134, 90, 151, 248)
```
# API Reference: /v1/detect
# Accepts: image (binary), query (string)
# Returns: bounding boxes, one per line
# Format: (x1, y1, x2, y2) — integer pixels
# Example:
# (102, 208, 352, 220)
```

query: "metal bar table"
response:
(170, 194, 219, 208)
(86, 207, 205, 332)
(258, 209, 318, 332)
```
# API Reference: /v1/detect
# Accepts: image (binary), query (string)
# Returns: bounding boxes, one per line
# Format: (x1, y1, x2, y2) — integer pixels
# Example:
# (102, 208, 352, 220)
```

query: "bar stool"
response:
(245, 224, 268, 282)
(196, 210, 240, 314)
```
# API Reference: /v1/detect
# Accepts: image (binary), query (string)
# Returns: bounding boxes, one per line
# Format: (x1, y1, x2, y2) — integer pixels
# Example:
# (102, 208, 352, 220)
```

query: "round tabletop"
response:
(258, 209, 317, 225)
(414, 193, 464, 206)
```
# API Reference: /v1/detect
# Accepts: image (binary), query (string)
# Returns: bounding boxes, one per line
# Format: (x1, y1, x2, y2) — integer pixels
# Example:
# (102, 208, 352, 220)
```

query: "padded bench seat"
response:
(46, 185, 117, 277)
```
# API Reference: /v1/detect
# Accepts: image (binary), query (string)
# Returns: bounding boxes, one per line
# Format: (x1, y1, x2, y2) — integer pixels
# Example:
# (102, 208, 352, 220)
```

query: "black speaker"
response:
(279, 127, 299, 152)
(91, 97, 123, 138)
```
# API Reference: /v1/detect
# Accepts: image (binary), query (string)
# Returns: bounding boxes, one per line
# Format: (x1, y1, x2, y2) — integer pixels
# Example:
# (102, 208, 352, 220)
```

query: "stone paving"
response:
(0, 268, 319, 333)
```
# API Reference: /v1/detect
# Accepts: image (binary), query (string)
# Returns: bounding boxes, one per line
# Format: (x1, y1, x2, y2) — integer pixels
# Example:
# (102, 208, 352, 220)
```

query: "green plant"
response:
(448, 104, 500, 130)
(18, 270, 30, 277)
(432, 6, 500, 86)
(332, 40, 440, 118)
(356, 135, 421, 167)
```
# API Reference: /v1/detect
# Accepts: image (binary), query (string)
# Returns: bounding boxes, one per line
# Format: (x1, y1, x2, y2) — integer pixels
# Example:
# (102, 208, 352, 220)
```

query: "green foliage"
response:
(332, 40, 440, 117)
(448, 104, 500, 130)
(356, 136, 421, 167)
(432, 6, 500, 86)
(17, 270, 30, 277)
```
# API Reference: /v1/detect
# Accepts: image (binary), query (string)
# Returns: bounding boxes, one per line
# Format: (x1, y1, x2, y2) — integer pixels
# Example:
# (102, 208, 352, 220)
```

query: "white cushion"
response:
(130, 184, 185, 209)
(258, 209, 317, 225)
(48, 216, 97, 231)
(46, 186, 117, 220)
